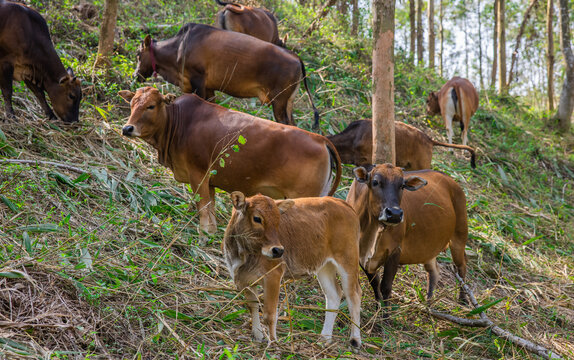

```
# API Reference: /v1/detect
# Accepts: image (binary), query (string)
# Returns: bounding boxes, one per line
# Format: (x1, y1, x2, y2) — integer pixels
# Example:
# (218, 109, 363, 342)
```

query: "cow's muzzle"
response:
(378, 207, 404, 225)
(122, 125, 135, 136)
(271, 246, 284, 259)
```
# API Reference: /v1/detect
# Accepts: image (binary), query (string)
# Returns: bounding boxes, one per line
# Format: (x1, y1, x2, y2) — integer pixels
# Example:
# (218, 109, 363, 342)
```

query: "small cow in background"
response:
(327, 120, 476, 170)
(214, 0, 286, 47)
(0, 0, 82, 122)
(426, 77, 478, 146)
(346, 164, 468, 311)
(223, 192, 362, 348)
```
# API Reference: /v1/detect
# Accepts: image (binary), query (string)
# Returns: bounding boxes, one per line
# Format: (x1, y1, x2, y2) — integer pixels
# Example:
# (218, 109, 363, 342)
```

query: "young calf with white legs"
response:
(223, 192, 362, 348)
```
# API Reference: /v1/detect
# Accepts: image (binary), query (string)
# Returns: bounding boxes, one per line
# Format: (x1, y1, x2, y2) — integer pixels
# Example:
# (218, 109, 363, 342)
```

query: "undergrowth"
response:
(0, 1, 573, 359)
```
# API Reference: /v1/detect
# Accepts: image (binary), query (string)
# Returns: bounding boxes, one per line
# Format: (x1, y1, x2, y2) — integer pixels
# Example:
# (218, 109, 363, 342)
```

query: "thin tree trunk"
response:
(463, 2, 469, 78)
(498, 0, 507, 93)
(416, 0, 423, 66)
(547, 0, 555, 111)
(410, 0, 416, 63)
(439, 0, 444, 76)
(555, 0, 574, 132)
(428, 0, 435, 70)
(478, 0, 484, 88)
(372, 0, 396, 165)
(303, 0, 338, 38)
(491, 0, 498, 88)
(94, 0, 119, 68)
(508, 0, 539, 86)
(351, 0, 359, 35)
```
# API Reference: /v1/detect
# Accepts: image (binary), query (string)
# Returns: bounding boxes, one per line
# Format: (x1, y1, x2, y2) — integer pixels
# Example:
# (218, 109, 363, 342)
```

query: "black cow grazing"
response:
(0, 0, 82, 122)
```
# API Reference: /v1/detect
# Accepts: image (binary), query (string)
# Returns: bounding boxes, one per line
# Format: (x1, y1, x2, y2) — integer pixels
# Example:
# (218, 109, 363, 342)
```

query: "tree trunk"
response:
(463, 3, 469, 78)
(555, 0, 574, 132)
(491, 0, 498, 88)
(94, 0, 119, 68)
(508, 0, 539, 86)
(352, 0, 359, 35)
(439, 0, 444, 76)
(410, 0, 415, 63)
(303, 0, 338, 38)
(478, 0, 484, 88)
(372, 0, 396, 165)
(416, 0, 423, 66)
(498, 0, 507, 93)
(547, 0, 555, 111)
(428, 0, 435, 70)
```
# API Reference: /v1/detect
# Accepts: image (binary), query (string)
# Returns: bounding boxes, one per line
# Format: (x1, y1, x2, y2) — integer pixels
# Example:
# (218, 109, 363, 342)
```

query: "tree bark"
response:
(478, 0, 484, 88)
(491, 0, 498, 88)
(428, 0, 435, 70)
(508, 0, 539, 86)
(410, 0, 416, 63)
(555, 0, 574, 132)
(94, 0, 119, 68)
(463, 3, 469, 78)
(498, 0, 507, 93)
(547, 0, 555, 111)
(416, 0, 423, 66)
(439, 0, 444, 76)
(372, 0, 396, 165)
(351, 0, 359, 35)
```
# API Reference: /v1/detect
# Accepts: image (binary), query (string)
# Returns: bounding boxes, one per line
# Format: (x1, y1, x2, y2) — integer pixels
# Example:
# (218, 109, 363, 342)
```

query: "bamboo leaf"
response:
(0, 195, 19, 212)
(0, 271, 27, 279)
(468, 297, 506, 315)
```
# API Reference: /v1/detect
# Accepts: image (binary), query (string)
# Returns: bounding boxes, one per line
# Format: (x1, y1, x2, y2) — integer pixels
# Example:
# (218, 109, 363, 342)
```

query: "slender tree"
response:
(478, 0, 484, 88)
(410, 0, 416, 62)
(372, 0, 396, 164)
(416, 0, 423, 66)
(491, 0, 498, 88)
(554, 0, 573, 132)
(547, 0, 555, 111)
(508, 0, 539, 87)
(439, 0, 444, 76)
(498, 0, 507, 93)
(352, 0, 359, 35)
(94, 0, 118, 68)
(428, 0, 435, 69)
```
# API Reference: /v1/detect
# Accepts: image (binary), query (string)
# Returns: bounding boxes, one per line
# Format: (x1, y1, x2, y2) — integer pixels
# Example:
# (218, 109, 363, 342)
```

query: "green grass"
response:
(0, 0, 573, 359)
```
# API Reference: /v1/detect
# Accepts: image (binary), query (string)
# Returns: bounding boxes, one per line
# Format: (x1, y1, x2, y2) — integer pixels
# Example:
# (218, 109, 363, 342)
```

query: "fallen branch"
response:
(0, 159, 87, 174)
(428, 270, 562, 359)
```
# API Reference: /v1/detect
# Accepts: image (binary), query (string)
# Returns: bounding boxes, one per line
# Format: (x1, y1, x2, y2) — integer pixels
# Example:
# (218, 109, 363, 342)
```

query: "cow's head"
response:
(133, 35, 155, 81)
(118, 87, 176, 138)
(426, 92, 440, 116)
(230, 192, 294, 259)
(353, 164, 427, 226)
(48, 68, 82, 123)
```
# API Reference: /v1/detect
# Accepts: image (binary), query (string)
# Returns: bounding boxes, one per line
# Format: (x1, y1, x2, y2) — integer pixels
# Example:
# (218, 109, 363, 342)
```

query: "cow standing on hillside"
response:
(223, 192, 362, 347)
(0, 0, 82, 122)
(119, 87, 340, 241)
(133, 23, 318, 128)
(426, 77, 478, 146)
(214, 0, 285, 47)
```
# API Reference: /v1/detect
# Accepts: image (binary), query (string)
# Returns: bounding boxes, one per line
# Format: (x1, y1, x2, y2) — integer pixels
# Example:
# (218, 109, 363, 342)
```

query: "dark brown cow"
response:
(214, 0, 285, 47)
(426, 76, 479, 146)
(327, 120, 476, 169)
(133, 23, 318, 128)
(224, 192, 361, 347)
(119, 87, 340, 241)
(346, 164, 468, 309)
(0, 0, 82, 122)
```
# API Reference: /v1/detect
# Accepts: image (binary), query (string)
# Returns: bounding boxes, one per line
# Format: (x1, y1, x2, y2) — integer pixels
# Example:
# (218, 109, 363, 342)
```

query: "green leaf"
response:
(0, 195, 19, 212)
(138, 238, 162, 248)
(222, 309, 247, 322)
(74, 173, 91, 183)
(468, 297, 506, 315)
(219, 158, 225, 168)
(238, 135, 246, 144)
(522, 234, 544, 246)
(0, 271, 27, 279)
(22, 231, 32, 255)
(19, 224, 60, 233)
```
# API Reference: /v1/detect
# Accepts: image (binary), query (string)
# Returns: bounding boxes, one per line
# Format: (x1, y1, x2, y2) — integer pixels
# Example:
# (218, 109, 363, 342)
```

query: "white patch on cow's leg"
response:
(336, 262, 362, 347)
(245, 287, 265, 342)
(196, 185, 217, 245)
(320, 144, 333, 196)
(443, 88, 457, 144)
(316, 262, 342, 343)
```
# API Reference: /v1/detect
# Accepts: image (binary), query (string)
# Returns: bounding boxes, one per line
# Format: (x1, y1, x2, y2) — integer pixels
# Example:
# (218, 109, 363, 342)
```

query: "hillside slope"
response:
(0, 1, 572, 358)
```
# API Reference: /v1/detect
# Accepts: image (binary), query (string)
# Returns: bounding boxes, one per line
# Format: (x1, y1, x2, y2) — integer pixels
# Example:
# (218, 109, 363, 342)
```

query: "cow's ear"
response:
(66, 67, 75, 78)
(353, 166, 370, 184)
(58, 74, 70, 85)
(164, 93, 177, 105)
(118, 90, 135, 103)
(277, 199, 294, 214)
(231, 191, 247, 212)
(144, 34, 152, 48)
(282, 33, 289, 47)
(403, 176, 427, 191)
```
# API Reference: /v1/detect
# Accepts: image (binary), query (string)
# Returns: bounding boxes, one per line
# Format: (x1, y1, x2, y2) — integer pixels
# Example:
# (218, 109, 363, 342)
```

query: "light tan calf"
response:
(426, 77, 479, 146)
(223, 192, 362, 347)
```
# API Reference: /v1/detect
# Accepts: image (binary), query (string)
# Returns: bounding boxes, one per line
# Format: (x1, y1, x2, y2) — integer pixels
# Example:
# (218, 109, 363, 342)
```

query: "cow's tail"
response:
(453, 86, 465, 130)
(431, 139, 476, 169)
(325, 139, 342, 196)
(299, 57, 320, 130)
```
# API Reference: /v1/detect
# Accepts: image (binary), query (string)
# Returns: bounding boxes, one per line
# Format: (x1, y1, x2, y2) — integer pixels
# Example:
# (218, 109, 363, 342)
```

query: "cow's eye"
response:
(69, 94, 76, 100)
(372, 179, 379, 187)
(147, 105, 155, 110)
(253, 216, 262, 224)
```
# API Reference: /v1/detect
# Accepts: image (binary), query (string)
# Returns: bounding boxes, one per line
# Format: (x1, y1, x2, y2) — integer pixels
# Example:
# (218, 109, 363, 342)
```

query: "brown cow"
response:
(426, 77, 478, 146)
(133, 23, 318, 128)
(119, 87, 340, 241)
(0, 0, 82, 122)
(346, 164, 468, 309)
(223, 192, 361, 347)
(327, 120, 476, 169)
(214, 0, 285, 47)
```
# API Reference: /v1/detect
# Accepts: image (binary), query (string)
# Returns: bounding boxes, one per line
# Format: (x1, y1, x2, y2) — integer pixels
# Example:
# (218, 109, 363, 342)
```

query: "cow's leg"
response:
(423, 258, 440, 300)
(316, 262, 342, 344)
(336, 262, 362, 348)
(361, 264, 382, 301)
(461, 109, 470, 146)
(271, 85, 296, 125)
(379, 248, 401, 317)
(450, 236, 468, 304)
(442, 94, 457, 144)
(244, 287, 265, 342)
(24, 80, 56, 120)
(195, 181, 217, 244)
(0, 63, 15, 119)
(205, 89, 216, 102)
(262, 267, 283, 342)
(185, 76, 207, 99)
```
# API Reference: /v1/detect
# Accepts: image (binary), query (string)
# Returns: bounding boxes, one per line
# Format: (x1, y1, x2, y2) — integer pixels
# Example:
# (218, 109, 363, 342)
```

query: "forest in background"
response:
(0, 0, 573, 358)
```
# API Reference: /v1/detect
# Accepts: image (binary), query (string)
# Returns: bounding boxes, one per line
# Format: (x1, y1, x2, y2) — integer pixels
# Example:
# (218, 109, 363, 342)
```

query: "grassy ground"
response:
(0, 1, 573, 359)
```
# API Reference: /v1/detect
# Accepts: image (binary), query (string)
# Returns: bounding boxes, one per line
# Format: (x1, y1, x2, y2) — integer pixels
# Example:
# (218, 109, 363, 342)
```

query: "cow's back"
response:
(439, 77, 478, 115)
(0, 2, 52, 57)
